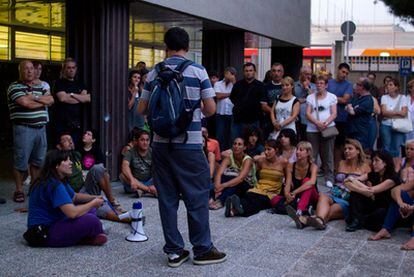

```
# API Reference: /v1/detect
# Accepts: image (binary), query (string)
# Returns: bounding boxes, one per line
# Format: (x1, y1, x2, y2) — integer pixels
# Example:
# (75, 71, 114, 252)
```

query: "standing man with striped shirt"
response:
(138, 27, 226, 268)
(7, 60, 54, 202)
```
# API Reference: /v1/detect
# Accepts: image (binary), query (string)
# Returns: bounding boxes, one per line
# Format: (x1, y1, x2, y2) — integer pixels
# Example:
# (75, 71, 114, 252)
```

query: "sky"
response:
(311, 0, 414, 31)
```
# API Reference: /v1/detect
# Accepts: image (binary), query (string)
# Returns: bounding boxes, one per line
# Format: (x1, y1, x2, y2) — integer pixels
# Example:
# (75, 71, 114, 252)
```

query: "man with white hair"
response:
(7, 60, 54, 202)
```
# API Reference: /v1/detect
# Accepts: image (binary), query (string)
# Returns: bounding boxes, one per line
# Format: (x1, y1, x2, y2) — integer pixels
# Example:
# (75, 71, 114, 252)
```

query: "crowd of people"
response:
(4, 26, 414, 267)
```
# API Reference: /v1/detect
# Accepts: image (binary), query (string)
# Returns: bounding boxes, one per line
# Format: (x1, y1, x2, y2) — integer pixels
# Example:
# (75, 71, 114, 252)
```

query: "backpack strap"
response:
(175, 59, 193, 73)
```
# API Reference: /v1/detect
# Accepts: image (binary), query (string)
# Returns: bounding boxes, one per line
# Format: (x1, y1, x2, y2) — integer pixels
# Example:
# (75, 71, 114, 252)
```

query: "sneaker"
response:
(326, 181, 333, 188)
(168, 250, 190, 268)
(193, 247, 227, 265)
(23, 175, 31, 186)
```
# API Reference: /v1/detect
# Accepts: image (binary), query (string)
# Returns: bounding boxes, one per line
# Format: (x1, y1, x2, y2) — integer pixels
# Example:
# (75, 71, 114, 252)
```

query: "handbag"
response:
(391, 95, 413, 133)
(315, 94, 338, 138)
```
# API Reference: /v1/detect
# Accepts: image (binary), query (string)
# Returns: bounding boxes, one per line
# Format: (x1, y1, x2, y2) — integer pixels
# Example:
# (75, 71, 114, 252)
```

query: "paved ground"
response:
(1, 178, 414, 277)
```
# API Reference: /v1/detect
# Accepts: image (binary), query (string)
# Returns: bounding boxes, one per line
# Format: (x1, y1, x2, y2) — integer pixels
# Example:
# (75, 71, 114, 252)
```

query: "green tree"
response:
(381, 0, 414, 24)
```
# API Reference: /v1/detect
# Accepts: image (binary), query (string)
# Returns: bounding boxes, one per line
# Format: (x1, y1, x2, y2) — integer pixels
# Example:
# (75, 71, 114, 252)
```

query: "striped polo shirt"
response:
(141, 56, 215, 150)
(7, 81, 49, 126)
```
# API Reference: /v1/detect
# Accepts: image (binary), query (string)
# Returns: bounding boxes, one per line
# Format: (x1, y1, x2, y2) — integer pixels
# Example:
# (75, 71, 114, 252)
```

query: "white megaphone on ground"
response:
(118, 202, 148, 242)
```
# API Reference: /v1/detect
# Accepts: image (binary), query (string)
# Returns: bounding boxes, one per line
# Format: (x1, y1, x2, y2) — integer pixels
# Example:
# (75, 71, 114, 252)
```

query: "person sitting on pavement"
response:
(369, 140, 414, 250)
(278, 128, 297, 163)
(305, 139, 371, 230)
(224, 139, 287, 217)
(57, 133, 126, 222)
(210, 137, 256, 210)
(202, 127, 221, 162)
(344, 151, 399, 232)
(281, 142, 319, 228)
(120, 129, 157, 197)
(24, 149, 107, 247)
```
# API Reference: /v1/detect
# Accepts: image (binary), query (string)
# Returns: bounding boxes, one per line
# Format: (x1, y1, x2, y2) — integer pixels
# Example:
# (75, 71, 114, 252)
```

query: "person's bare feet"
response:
(368, 228, 391, 241)
(401, 237, 414, 250)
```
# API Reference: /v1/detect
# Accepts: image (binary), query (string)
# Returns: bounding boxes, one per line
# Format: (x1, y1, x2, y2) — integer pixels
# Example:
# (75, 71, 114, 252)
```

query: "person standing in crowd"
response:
(346, 77, 374, 150)
(138, 27, 226, 267)
(33, 61, 51, 96)
(8, 60, 54, 202)
(367, 72, 380, 98)
(328, 63, 353, 170)
(270, 76, 300, 138)
(215, 67, 237, 151)
(25, 150, 107, 247)
(295, 66, 316, 141)
(54, 58, 91, 145)
(262, 63, 284, 138)
(230, 62, 267, 140)
(209, 71, 220, 88)
(378, 75, 393, 98)
(127, 70, 145, 131)
(306, 75, 337, 188)
(380, 78, 407, 166)
(405, 80, 414, 141)
(135, 61, 146, 72)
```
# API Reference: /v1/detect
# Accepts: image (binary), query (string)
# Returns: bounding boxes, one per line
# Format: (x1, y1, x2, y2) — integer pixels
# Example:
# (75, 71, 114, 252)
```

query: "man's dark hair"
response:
(367, 72, 376, 79)
(338, 62, 350, 71)
(243, 62, 256, 72)
(32, 60, 43, 68)
(164, 27, 189, 51)
(271, 62, 284, 69)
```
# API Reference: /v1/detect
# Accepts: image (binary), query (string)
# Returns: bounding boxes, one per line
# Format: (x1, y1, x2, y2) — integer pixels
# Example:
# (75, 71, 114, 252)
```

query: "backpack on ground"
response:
(148, 59, 197, 142)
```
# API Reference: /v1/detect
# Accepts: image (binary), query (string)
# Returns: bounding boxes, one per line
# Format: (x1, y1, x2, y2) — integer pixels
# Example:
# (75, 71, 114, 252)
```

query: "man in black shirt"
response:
(262, 62, 284, 138)
(54, 58, 91, 145)
(230, 62, 267, 140)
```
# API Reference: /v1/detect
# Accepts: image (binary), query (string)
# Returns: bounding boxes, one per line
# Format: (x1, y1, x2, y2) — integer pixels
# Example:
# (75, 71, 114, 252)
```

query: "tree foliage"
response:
(381, 0, 414, 25)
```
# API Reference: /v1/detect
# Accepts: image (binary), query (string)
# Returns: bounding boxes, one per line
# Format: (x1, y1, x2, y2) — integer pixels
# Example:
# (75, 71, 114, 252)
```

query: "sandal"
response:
(308, 216, 326, 230)
(209, 200, 223, 210)
(13, 191, 25, 203)
(286, 205, 304, 229)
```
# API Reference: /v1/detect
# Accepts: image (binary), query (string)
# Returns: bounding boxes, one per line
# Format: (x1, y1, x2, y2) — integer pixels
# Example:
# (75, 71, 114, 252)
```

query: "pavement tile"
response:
(337, 264, 398, 277)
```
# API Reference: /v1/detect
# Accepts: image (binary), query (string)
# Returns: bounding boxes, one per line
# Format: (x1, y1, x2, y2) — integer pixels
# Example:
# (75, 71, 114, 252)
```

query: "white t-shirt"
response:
(381, 94, 408, 126)
(306, 92, 337, 133)
(274, 96, 298, 132)
(214, 80, 234, 115)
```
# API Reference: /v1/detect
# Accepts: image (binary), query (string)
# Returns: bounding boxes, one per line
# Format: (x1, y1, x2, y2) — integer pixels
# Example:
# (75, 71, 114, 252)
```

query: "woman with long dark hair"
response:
(25, 150, 106, 247)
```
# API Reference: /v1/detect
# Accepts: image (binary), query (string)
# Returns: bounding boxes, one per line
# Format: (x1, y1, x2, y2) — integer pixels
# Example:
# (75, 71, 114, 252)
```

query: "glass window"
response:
(15, 31, 49, 60)
(51, 35, 65, 61)
(15, 1, 50, 28)
(0, 0, 9, 24)
(0, 25, 9, 60)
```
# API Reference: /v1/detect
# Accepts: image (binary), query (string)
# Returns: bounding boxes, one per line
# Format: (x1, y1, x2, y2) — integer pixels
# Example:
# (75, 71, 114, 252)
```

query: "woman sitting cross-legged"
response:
(224, 139, 288, 217)
(281, 141, 319, 229)
(210, 137, 257, 210)
(24, 150, 107, 247)
(306, 139, 371, 230)
(344, 151, 400, 232)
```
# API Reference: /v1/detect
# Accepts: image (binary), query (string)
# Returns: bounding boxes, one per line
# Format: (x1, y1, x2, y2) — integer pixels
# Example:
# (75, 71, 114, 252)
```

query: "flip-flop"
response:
(286, 205, 304, 229)
(308, 216, 326, 230)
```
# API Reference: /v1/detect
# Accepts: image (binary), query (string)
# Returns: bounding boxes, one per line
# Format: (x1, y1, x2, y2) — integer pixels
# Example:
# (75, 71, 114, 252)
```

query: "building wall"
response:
(141, 0, 310, 47)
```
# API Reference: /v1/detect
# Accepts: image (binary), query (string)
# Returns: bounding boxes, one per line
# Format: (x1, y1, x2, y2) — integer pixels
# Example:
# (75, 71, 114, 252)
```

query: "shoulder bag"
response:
(391, 95, 413, 133)
(315, 93, 338, 138)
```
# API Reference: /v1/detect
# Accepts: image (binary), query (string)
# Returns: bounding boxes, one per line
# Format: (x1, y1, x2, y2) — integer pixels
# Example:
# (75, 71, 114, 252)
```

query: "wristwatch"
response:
(70, 93, 74, 97)
(34, 95, 40, 101)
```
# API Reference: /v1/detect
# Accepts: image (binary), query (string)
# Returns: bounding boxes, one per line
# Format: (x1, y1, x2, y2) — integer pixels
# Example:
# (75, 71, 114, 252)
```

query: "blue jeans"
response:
(152, 147, 213, 256)
(216, 175, 251, 204)
(216, 114, 233, 151)
(383, 190, 414, 236)
(232, 121, 260, 141)
(380, 124, 405, 157)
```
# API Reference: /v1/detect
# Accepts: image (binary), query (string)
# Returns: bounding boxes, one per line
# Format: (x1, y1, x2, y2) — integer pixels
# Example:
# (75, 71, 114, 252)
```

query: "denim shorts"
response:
(13, 124, 47, 171)
(326, 193, 349, 218)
